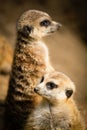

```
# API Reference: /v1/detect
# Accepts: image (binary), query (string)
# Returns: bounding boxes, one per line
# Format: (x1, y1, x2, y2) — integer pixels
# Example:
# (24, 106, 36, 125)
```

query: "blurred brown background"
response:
(0, 0, 87, 128)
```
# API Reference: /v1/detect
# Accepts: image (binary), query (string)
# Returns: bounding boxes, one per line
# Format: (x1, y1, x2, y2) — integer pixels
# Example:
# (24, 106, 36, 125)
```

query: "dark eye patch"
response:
(46, 82, 57, 90)
(40, 76, 44, 83)
(40, 19, 51, 27)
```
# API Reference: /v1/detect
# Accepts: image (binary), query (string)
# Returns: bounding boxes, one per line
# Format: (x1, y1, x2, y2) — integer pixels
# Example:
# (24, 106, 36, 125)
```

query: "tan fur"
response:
(0, 35, 13, 74)
(0, 35, 13, 100)
(3, 10, 61, 130)
(26, 71, 85, 130)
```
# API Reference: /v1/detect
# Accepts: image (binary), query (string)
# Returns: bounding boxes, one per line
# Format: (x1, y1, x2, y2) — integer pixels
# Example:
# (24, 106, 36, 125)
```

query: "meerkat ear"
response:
(22, 25, 33, 37)
(19, 25, 33, 38)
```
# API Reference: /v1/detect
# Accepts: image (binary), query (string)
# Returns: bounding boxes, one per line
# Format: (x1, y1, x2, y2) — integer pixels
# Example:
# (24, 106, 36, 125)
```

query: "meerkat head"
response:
(34, 71, 75, 103)
(17, 10, 61, 39)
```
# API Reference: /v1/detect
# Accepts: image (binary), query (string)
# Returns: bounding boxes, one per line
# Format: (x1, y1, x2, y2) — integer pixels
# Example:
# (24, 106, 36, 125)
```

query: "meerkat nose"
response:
(66, 89, 73, 98)
(34, 87, 39, 93)
(57, 22, 62, 30)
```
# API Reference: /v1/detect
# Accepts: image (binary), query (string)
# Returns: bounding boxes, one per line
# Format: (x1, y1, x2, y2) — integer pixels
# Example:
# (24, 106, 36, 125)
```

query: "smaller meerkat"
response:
(3, 10, 61, 130)
(26, 71, 85, 130)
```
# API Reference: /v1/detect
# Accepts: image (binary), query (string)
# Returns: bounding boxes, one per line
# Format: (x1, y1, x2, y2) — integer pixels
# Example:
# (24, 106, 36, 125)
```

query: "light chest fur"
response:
(25, 99, 85, 130)
(27, 40, 53, 72)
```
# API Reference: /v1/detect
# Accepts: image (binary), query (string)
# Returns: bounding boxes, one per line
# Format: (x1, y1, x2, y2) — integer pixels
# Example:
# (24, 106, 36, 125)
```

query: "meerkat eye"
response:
(40, 19, 51, 27)
(46, 82, 57, 90)
(40, 76, 44, 83)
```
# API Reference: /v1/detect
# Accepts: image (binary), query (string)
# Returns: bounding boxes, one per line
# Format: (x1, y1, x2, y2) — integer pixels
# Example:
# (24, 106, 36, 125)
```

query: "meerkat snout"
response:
(56, 22, 62, 30)
(65, 89, 73, 98)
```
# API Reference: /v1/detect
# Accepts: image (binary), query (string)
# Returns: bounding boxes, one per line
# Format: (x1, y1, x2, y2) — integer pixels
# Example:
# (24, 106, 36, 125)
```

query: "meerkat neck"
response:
(48, 99, 69, 107)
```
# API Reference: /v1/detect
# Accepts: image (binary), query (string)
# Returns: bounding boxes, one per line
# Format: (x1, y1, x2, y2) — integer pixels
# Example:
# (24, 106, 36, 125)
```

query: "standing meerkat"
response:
(3, 10, 61, 130)
(26, 71, 85, 130)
